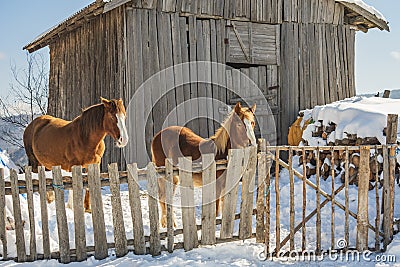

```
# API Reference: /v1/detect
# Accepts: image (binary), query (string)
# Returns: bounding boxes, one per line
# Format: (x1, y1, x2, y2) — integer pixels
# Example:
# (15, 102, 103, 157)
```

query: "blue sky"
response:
(0, 0, 399, 99)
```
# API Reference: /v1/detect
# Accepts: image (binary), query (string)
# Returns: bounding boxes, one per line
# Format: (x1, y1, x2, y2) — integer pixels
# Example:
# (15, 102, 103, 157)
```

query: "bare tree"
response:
(0, 52, 48, 149)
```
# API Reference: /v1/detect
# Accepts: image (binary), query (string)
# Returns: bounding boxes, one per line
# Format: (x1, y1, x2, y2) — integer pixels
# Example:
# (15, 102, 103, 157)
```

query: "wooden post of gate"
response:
(356, 146, 370, 251)
(383, 114, 398, 249)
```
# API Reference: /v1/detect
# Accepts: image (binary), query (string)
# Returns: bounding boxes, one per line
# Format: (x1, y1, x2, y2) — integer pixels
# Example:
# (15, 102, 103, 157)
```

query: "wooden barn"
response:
(24, 0, 388, 168)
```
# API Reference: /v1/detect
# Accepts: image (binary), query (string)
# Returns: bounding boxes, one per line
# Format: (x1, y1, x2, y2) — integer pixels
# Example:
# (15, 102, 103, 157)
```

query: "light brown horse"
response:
(23, 97, 128, 211)
(152, 102, 256, 227)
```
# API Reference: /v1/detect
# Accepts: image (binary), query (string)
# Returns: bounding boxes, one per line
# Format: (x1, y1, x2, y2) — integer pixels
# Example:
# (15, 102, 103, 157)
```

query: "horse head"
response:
(229, 102, 257, 149)
(101, 97, 129, 148)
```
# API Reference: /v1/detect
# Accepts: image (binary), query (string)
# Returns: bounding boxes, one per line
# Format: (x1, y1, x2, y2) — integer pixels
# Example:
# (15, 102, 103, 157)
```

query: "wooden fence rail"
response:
(0, 142, 397, 263)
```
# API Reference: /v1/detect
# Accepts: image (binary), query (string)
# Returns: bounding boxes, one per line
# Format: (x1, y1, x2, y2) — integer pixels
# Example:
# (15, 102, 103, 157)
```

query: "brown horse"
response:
(152, 102, 256, 227)
(23, 97, 128, 211)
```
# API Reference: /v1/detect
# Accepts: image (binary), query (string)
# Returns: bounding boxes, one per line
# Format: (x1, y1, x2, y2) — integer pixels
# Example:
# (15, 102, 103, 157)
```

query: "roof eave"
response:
(338, 1, 389, 32)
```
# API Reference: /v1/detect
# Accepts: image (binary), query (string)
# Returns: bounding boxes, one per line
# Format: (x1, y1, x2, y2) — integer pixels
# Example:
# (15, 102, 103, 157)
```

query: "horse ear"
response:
(234, 102, 242, 114)
(250, 103, 256, 113)
(101, 97, 111, 105)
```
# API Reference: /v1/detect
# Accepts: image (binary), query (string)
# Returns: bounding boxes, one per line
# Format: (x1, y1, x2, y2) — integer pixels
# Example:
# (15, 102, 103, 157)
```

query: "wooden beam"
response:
(338, 2, 389, 31)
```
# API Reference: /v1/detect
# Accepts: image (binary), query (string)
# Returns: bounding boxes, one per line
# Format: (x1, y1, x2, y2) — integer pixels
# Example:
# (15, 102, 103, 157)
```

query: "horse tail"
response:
(23, 119, 40, 173)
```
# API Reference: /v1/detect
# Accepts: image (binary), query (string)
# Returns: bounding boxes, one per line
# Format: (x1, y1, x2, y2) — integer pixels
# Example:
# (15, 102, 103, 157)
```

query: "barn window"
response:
(226, 21, 280, 66)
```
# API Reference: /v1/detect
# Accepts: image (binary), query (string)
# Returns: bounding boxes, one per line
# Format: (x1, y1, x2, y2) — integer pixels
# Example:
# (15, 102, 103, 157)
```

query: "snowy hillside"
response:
(0, 115, 28, 168)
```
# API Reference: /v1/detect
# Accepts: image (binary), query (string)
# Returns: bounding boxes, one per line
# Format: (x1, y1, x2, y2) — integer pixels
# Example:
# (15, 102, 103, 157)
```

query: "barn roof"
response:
(23, 0, 389, 53)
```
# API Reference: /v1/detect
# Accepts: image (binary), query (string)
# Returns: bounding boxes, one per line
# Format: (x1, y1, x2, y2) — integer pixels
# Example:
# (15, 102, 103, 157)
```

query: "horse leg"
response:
(84, 189, 92, 213)
(23, 123, 40, 173)
(215, 170, 226, 216)
(172, 175, 179, 227)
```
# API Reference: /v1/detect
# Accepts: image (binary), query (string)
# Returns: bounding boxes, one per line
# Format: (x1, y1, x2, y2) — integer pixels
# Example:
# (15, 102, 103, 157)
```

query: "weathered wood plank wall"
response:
(279, 22, 356, 143)
(49, 6, 129, 170)
(47, 0, 356, 167)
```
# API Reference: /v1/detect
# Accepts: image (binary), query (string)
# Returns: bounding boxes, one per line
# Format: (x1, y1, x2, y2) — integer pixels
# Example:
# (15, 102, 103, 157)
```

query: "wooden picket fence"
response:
(0, 141, 397, 263)
(257, 142, 397, 256)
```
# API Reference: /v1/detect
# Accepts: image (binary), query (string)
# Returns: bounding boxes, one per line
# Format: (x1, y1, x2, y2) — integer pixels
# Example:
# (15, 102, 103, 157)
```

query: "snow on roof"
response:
(337, 0, 387, 22)
(302, 96, 400, 145)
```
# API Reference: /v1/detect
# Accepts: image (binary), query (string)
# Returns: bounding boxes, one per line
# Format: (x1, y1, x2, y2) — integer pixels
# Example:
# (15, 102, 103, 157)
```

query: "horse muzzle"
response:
(116, 136, 128, 148)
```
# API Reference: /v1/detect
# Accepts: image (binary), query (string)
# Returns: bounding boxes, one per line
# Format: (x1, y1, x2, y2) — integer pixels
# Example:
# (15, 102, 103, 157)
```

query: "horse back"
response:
(151, 126, 204, 167)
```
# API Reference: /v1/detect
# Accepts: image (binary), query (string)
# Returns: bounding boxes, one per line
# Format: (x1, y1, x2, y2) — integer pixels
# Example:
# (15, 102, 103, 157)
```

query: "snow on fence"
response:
(0, 141, 397, 263)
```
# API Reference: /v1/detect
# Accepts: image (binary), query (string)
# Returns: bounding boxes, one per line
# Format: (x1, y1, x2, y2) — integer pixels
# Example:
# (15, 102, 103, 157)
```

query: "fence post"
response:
(108, 163, 128, 257)
(25, 166, 37, 261)
(221, 149, 245, 239)
(88, 164, 108, 260)
(201, 154, 216, 245)
(239, 146, 257, 240)
(383, 114, 398, 249)
(71, 166, 87, 262)
(0, 168, 6, 260)
(53, 166, 70, 264)
(127, 163, 146, 255)
(38, 166, 50, 259)
(256, 139, 266, 243)
(356, 146, 370, 251)
(147, 162, 161, 256)
(10, 169, 26, 262)
(165, 158, 175, 252)
(179, 157, 198, 251)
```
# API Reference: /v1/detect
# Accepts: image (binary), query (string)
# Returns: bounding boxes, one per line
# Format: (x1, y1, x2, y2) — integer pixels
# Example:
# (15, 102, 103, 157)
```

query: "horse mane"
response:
(210, 109, 234, 153)
(78, 103, 105, 140)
